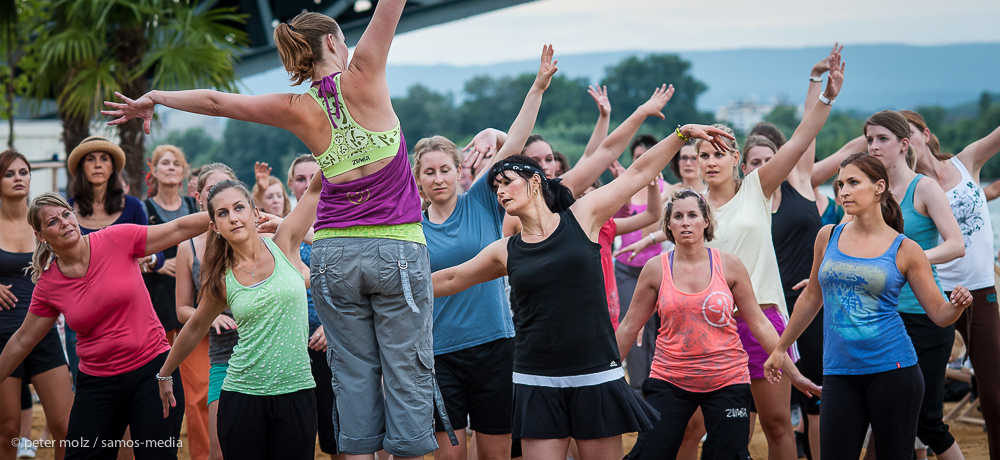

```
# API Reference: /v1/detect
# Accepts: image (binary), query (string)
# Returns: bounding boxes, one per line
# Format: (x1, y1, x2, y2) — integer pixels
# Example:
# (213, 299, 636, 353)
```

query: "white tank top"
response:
(938, 156, 995, 291)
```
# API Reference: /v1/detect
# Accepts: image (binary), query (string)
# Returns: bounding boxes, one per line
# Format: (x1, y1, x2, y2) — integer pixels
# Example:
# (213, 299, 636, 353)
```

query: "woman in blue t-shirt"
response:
(764, 152, 972, 459)
(413, 47, 556, 460)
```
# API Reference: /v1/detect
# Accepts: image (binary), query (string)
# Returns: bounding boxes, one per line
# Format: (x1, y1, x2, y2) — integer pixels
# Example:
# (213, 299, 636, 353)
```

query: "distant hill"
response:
(368, 43, 1000, 113)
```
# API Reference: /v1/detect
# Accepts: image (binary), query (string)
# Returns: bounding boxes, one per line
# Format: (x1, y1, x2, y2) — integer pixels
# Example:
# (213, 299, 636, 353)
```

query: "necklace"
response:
(525, 215, 554, 237)
(237, 238, 264, 277)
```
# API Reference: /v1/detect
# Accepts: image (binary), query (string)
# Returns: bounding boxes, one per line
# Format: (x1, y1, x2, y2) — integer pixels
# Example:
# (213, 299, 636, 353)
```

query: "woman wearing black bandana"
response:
(432, 120, 734, 459)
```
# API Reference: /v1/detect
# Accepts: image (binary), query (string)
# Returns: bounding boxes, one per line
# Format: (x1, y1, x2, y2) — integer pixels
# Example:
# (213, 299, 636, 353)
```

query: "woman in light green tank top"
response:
(156, 177, 323, 459)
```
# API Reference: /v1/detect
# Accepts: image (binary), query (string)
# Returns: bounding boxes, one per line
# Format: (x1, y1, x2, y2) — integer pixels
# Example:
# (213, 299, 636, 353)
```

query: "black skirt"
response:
(512, 377, 659, 440)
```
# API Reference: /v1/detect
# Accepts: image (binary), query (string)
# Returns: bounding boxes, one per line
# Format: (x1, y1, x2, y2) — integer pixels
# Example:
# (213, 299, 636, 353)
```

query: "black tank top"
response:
(771, 181, 823, 299)
(0, 248, 34, 335)
(506, 209, 621, 377)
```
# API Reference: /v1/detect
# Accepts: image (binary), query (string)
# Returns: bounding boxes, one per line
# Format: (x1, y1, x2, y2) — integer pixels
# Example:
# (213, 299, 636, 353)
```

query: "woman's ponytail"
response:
(273, 13, 341, 86)
(881, 194, 904, 234)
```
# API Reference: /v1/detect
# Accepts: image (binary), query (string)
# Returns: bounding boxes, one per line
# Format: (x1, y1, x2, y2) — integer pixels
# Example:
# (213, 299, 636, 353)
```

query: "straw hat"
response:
(67, 136, 126, 176)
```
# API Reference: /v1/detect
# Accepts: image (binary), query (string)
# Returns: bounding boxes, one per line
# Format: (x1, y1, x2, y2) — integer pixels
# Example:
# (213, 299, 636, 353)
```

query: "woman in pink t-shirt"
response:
(0, 192, 208, 460)
(617, 189, 785, 460)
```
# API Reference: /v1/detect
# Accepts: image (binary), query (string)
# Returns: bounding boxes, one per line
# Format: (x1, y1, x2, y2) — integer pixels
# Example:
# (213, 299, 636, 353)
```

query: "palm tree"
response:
(30, 0, 248, 194)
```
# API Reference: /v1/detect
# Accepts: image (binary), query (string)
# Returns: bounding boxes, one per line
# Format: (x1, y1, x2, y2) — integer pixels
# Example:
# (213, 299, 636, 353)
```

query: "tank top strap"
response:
(950, 156, 973, 183)
(659, 252, 673, 290)
(887, 233, 906, 257)
(310, 72, 345, 128)
(708, 247, 725, 280)
(902, 174, 924, 208)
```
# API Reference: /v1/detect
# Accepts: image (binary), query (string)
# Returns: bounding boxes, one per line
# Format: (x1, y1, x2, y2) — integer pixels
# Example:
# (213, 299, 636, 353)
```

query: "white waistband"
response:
(512, 367, 625, 388)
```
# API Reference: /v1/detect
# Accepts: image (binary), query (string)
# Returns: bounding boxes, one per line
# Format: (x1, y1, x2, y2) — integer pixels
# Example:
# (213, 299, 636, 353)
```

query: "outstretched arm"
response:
(614, 179, 662, 235)
(985, 179, 1000, 201)
(574, 124, 733, 238)
(146, 212, 210, 255)
(157, 296, 229, 417)
(472, 45, 559, 179)
(958, 124, 1000, 177)
(811, 136, 868, 188)
(758, 49, 845, 196)
(582, 85, 612, 159)
(432, 238, 509, 297)
(274, 173, 321, 260)
(616, 257, 660, 359)
(793, 45, 843, 190)
(560, 85, 675, 196)
(724, 253, 783, 384)
(900, 239, 971, 326)
(916, 178, 965, 264)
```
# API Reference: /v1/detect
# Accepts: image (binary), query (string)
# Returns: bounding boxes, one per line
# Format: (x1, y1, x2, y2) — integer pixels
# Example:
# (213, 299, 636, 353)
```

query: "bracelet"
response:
(818, 94, 834, 106)
(155, 373, 172, 382)
(675, 125, 690, 142)
(809, 75, 823, 83)
(149, 254, 158, 267)
(648, 233, 658, 245)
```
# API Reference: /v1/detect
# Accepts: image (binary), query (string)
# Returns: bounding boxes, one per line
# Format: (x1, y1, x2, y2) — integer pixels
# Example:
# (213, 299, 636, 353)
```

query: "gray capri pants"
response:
(311, 237, 447, 457)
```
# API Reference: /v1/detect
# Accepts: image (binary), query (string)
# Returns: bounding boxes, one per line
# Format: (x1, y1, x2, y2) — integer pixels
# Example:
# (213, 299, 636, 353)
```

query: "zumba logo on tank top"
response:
(703, 291, 734, 327)
(819, 260, 888, 341)
(317, 126, 400, 173)
(948, 182, 985, 248)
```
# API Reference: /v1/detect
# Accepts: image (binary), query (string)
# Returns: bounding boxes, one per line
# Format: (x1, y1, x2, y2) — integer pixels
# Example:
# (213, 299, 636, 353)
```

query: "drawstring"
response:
(312, 73, 343, 128)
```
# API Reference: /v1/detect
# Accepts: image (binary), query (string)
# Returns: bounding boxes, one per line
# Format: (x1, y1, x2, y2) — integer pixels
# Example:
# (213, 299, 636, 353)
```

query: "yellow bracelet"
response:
(676, 125, 690, 142)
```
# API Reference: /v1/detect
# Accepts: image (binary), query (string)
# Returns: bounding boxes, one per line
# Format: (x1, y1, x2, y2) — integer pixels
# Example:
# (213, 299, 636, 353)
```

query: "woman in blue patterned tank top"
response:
(764, 153, 972, 459)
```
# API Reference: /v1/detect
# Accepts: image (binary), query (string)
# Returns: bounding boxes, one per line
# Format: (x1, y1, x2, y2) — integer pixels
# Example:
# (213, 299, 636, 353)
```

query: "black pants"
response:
(65, 352, 184, 460)
(627, 378, 752, 460)
(949, 286, 1000, 458)
(900, 312, 957, 454)
(821, 365, 923, 459)
(218, 389, 317, 460)
(310, 348, 338, 454)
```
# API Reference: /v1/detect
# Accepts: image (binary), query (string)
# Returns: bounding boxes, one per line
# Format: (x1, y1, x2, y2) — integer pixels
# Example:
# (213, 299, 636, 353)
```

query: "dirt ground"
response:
(22, 401, 989, 459)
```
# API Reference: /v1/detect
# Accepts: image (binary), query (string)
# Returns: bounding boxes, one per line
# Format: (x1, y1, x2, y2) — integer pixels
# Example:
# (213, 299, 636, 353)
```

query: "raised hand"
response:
(638, 84, 675, 120)
(255, 162, 272, 191)
(680, 124, 736, 153)
(822, 47, 846, 101)
(811, 42, 842, 77)
(532, 44, 559, 91)
(103, 91, 156, 135)
(607, 161, 626, 178)
(588, 85, 611, 117)
(462, 129, 500, 172)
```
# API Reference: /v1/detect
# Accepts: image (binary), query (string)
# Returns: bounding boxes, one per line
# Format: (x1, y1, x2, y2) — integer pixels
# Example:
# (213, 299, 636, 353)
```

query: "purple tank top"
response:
(614, 180, 667, 267)
(315, 139, 423, 229)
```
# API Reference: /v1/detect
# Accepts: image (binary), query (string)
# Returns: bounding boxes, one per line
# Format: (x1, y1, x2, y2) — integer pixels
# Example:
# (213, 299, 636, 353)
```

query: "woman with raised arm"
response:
(901, 109, 1000, 458)
(862, 110, 967, 460)
(0, 191, 208, 459)
(0, 151, 74, 460)
(158, 176, 320, 460)
(252, 161, 292, 217)
(103, 3, 447, 456)
(764, 152, 972, 459)
(174, 164, 239, 460)
(432, 122, 734, 460)
(617, 49, 843, 460)
(414, 48, 556, 460)
(620, 189, 784, 460)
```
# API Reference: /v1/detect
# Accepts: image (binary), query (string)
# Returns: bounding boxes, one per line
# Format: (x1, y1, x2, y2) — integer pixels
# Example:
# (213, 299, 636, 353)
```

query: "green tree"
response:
(29, 0, 248, 195)
(392, 84, 459, 151)
(762, 104, 799, 140)
(600, 54, 714, 127)
(156, 127, 220, 166)
(0, 0, 47, 147)
(218, 120, 307, 185)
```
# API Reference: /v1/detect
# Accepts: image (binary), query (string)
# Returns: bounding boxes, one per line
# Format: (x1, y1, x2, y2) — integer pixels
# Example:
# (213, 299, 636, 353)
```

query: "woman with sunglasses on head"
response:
(765, 152, 972, 459)
(0, 151, 75, 460)
(0, 190, 209, 460)
(433, 120, 734, 459)
(901, 109, 1000, 458)
(619, 48, 844, 460)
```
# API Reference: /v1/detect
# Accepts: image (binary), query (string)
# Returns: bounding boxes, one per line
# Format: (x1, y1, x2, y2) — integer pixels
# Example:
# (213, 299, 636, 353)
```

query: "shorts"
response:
(736, 307, 799, 380)
(311, 237, 443, 457)
(218, 389, 316, 460)
(511, 376, 658, 440)
(1, 327, 67, 379)
(208, 363, 228, 405)
(434, 337, 514, 434)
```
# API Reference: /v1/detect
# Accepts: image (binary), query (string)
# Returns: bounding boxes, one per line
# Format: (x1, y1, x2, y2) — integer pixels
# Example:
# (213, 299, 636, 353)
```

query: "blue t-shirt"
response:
(897, 175, 945, 314)
(819, 224, 917, 375)
(423, 176, 514, 355)
(299, 242, 320, 335)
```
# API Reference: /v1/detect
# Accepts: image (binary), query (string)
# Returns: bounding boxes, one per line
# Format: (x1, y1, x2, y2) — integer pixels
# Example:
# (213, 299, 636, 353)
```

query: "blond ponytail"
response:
(273, 12, 341, 86)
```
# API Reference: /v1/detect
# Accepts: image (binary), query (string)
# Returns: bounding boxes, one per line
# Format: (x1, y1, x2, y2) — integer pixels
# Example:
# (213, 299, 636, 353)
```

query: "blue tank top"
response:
(896, 175, 945, 314)
(819, 224, 917, 375)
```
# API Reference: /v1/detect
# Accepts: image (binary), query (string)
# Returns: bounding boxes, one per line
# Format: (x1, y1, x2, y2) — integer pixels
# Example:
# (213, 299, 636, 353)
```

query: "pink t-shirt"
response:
(649, 248, 749, 392)
(29, 224, 170, 377)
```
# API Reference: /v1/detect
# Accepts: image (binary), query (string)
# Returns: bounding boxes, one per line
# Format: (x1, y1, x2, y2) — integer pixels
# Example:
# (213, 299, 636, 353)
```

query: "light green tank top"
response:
(221, 238, 315, 395)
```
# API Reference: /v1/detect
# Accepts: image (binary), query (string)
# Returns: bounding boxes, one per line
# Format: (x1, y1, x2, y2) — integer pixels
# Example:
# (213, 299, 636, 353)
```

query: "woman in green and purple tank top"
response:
(103, 2, 445, 457)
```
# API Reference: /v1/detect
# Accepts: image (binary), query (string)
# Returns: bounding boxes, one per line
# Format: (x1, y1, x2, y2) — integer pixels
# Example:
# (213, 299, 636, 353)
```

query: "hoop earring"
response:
(533, 188, 539, 196)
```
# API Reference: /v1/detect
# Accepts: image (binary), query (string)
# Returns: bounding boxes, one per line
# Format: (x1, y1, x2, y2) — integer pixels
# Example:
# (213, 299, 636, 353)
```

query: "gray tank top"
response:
(192, 239, 240, 365)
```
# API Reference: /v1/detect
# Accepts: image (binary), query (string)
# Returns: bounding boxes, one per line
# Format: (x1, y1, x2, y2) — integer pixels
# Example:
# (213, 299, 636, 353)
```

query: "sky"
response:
(377, 0, 1000, 66)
